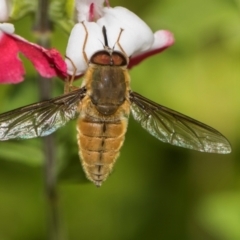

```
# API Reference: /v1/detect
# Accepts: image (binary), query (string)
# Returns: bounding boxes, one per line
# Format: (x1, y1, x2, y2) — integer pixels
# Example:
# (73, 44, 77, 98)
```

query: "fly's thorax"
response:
(87, 65, 129, 116)
(78, 95, 130, 122)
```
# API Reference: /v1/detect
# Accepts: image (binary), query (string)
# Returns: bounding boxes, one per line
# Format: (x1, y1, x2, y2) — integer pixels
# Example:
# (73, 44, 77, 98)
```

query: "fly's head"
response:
(89, 26, 129, 68)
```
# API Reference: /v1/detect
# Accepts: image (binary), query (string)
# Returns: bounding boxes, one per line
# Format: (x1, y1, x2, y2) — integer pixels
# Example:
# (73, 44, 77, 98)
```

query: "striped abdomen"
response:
(77, 113, 128, 187)
(77, 64, 130, 186)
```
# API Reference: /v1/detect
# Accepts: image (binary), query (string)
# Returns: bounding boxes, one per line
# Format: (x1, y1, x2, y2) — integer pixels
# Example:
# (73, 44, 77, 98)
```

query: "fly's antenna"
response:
(102, 26, 114, 65)
(102, 26, 109, 48)
(102, 26, 113, 53)
(115, 28, 127, 57)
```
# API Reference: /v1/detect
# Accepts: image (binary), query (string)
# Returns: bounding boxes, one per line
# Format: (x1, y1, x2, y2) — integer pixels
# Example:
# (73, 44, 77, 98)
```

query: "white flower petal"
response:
(0, 23, 15, 34)
(132, 30, 174, 58)
(65, 22, 103, 75)
(75, 0, 105, 22)
(97, 7, 154, 56)
(0, 0, 10, 22)
(66, 6, 158, 75)
(151, 30, 174, 51)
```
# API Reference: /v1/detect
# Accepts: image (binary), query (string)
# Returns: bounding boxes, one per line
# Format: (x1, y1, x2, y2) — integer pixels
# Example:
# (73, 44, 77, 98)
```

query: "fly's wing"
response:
(0, 88, 86, 141)
(130, 91, 231, 154)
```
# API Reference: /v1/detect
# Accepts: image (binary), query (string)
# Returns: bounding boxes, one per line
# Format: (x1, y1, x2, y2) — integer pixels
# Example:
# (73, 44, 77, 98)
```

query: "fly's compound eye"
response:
(91, 51, 111, 65)
(90, 50, 128, 66)
(111, 52, 128, 66)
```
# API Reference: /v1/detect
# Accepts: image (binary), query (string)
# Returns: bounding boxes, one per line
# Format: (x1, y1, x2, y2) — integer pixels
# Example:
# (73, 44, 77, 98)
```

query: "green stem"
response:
(34, 1, 62, 239)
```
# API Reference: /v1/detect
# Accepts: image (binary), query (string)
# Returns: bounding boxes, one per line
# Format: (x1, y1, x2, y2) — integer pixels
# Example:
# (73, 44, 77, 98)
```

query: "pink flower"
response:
(0, 0, 67, 84)
(0, 29, 67, 84)
(66, 0, 174, 76)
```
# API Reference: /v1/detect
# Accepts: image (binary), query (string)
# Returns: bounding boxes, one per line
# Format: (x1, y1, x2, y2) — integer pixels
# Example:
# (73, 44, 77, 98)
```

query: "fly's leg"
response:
(115, 28, 128, 58)
(81, 21, 89, 64)
(64, 56, 78, 93)
(64, 22, 89, 93)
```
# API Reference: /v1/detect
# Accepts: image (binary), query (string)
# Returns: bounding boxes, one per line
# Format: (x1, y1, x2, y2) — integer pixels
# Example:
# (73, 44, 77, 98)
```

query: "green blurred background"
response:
(1, 0, 240, 239)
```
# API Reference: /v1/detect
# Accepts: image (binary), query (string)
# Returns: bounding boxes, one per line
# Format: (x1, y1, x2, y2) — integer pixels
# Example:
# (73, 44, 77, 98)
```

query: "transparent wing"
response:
(0, 88, 86, 141)
(130, 91, 231, 154)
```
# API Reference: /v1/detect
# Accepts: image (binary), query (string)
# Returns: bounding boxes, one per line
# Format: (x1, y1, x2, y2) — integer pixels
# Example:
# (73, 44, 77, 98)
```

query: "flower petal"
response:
(11, 35, 67, 78)
(75, 0, 105, 22)
(97, 7, 154, 56)
(65, 21, 103, 76)
(0, 33, 25, 84)
(66, 6, 155, 75)
(0, 23, 15, 34)
(43, 48, 68, 79)
(128, 30, 174, 69)
(0, 0, 10, 22)
(0, 32, 67, 84)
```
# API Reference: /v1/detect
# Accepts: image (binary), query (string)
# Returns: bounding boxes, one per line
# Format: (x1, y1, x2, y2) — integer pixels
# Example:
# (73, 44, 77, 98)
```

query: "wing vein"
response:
(129, 91, 231, 154)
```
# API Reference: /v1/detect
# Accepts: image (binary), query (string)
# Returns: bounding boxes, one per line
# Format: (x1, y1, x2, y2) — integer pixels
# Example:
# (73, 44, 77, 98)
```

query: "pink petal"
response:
(43, 48, 68, 79)
(0, 32, 67, 84)
(128, 30, 174, 69)
(105, 0, 110, 7)
(11, 35, 67, 78)
(75, 0, 105, 22)
(0, 33, 25, 84)
(89, 3, 95, 21)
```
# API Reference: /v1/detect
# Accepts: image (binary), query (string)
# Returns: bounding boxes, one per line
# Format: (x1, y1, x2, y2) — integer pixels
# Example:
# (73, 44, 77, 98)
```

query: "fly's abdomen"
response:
(77, 116, 128, 187)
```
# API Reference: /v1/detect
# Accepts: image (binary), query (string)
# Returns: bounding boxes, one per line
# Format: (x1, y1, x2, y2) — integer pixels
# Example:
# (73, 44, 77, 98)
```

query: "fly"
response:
(0, 23, 231, 186)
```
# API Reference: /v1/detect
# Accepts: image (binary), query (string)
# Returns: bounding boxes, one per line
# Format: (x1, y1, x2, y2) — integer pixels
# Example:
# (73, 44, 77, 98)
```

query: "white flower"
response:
(65, 0, 174, 76)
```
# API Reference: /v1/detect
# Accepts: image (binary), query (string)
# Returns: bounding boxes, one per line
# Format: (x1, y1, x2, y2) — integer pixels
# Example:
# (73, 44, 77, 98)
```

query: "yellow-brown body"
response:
(77, 64, 131, 186)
